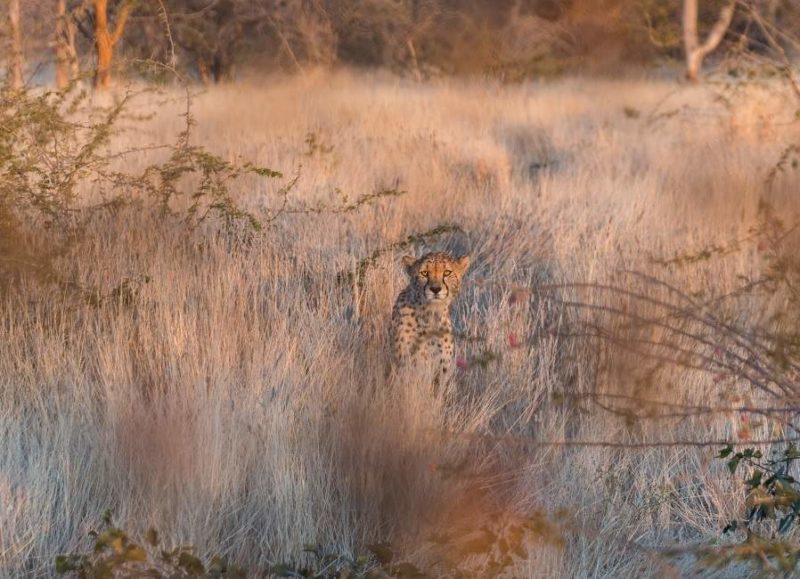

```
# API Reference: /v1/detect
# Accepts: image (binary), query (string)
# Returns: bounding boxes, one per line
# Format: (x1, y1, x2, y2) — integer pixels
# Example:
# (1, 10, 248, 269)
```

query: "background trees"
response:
(3, 0, 799, 89)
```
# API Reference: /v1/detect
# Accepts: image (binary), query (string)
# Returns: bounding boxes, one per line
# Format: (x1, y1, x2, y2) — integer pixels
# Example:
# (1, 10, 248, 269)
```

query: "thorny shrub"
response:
(55, 510, 246, 578)
(0, 81, 281, 292)
(534, 196, 800, 574)
(0, 82, 405, 301)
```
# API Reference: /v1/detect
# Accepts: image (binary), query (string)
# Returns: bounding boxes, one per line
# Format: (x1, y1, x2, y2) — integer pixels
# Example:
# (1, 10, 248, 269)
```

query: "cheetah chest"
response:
(391, 302, 454, 369)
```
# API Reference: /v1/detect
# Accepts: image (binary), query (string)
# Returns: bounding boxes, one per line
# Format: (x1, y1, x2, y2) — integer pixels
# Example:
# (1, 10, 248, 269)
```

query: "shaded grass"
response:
(1, 71, 799, 577)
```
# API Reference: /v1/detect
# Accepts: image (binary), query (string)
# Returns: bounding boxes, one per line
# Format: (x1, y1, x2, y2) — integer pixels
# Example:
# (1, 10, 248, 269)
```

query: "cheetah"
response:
(390, 251, 470, 379)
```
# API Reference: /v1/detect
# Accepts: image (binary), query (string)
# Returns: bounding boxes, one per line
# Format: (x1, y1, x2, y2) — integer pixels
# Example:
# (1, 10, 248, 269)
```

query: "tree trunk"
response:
(685, 43, 703, 82)
(210, 47, 235, 83)
(94, 0, 112, 89)
(55, 0, 79, 89)
(93, 0, 134, 90)
(197, 58, 211, 85)
(55, 0, 68, 88)
(683, 0, 736, 82)
(7, 0, 23, 90)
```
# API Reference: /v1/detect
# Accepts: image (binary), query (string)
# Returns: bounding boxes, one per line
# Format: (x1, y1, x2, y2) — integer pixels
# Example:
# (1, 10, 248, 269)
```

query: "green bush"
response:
(0, 82, 281, 293)
(55, 511, 246, 578)
(687, 445, 800, 574)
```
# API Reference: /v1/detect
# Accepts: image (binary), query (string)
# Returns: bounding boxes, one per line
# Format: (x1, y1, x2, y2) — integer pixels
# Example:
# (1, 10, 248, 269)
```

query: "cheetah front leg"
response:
(391, 308, 418, 368)
(431, 335, 455, 393)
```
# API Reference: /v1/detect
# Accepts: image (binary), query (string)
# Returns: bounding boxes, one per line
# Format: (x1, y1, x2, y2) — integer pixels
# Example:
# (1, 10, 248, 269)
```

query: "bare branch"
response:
(111, 0, 136, 46)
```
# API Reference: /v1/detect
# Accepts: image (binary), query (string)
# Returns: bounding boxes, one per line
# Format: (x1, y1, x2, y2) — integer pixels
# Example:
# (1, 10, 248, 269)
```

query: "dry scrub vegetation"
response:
(2, 71, 800, 577)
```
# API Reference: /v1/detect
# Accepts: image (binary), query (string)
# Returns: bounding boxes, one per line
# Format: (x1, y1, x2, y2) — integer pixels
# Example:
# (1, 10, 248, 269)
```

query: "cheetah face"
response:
(402, 252, 470, 303)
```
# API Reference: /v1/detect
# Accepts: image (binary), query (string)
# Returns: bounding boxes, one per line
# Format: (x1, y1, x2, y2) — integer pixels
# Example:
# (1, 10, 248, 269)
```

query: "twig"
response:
(439, 428, 800, 449)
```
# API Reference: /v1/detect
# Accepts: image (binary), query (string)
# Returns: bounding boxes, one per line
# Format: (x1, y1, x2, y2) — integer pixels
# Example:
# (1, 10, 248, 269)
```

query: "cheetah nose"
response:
(430, 286, 442, 294)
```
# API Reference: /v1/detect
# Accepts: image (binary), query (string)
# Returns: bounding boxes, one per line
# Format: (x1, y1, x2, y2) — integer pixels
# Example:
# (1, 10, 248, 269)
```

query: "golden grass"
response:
(1, 71, 798, 577)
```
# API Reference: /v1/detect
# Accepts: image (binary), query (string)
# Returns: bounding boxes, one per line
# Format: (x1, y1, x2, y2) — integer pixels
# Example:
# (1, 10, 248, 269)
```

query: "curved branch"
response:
(111, 0, 135, 46)
(697, 1, 736, 58)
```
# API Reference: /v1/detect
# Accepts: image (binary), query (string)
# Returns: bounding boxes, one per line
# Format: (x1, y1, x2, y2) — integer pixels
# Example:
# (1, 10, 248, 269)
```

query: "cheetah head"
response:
(402, 251, 470, 304)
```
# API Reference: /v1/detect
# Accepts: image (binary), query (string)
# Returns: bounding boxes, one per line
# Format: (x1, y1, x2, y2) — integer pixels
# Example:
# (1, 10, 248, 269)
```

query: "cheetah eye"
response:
(419, 271, 429, 278)
(443, 270, 452, 276)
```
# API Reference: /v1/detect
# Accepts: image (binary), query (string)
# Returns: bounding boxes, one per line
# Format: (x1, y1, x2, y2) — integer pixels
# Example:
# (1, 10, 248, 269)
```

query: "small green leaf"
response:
(779, 514, 795, 534)
(270, 563, 296, 577)
(54, 555, 84, 574)
(745, 471, 763, 488)
(246, 164, 283, 178)
(125, 545, 147, 562)
(177, 552, 205, 574)
(390, 561, 426, 577)
(355, 554, 370, 566)
(145, 528, 159, 547)
(54, 555, 68, 573)
(367, 543, 395, 565)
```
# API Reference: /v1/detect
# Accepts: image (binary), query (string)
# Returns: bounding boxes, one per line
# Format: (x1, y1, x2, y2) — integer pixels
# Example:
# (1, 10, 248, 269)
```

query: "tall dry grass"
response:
(1, 71, 798, 577)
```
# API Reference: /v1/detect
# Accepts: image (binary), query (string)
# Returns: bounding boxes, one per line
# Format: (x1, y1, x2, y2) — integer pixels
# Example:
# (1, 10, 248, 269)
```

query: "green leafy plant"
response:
(270, 542, 424, 578)
(720, 444, 800, 536)
(0, 82, 284, 297)
(429, 513, 564, 577)
(55, 510, 245, 578)
(519, 198, 800, 571)
(683, 445, 800, 575)
(0, 83, 281, 233)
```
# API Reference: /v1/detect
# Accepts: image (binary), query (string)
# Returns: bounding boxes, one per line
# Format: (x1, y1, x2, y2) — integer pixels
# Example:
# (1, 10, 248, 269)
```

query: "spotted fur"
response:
(390, 251, 470, 378)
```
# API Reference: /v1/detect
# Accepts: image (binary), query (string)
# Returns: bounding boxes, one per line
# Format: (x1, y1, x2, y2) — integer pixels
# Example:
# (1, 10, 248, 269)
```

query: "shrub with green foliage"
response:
(55, 513, 431, 578)
(0, 82, 283, 293)
(55, 511, 246, 578)
(686, 445, 800, 575)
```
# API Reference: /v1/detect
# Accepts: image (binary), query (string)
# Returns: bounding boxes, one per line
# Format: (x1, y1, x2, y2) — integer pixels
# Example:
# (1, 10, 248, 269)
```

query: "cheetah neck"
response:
(410, 297, 452, 333)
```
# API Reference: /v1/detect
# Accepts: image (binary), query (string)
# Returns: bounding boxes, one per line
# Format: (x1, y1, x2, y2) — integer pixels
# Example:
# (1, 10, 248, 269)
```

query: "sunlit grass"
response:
(1, 71, 798, 577)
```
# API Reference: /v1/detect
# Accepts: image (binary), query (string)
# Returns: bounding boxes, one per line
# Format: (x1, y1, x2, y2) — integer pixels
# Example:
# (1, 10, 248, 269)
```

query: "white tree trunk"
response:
(7, 0, 23, 89)
(55, 0, 79, 89)
(683, 0, 736, 81)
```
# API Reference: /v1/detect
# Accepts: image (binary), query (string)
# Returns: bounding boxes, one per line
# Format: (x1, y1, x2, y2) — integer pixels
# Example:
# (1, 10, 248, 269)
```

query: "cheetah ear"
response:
(402, 255, 417, 275)
(454, 255, 470, 275)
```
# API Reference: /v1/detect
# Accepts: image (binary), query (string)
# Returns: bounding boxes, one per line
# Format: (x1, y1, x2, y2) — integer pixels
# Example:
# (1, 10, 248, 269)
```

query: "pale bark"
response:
(197, 58, 211, 85)
(406, 38, 421, 82)
(7, 0, 23, 89)
(683, 0, 736, 81)
(94, 0, 134, 90)
(55, 0, 80, 89)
